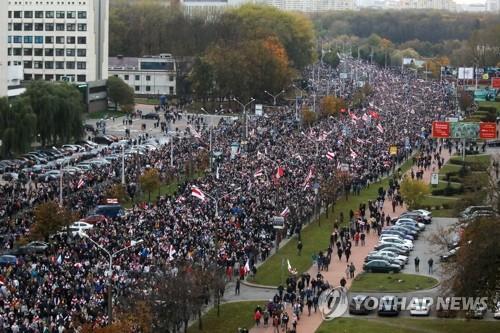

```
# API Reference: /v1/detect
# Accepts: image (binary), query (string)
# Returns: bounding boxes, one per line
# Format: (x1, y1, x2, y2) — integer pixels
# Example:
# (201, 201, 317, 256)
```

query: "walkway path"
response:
(245, 146, 452, 333)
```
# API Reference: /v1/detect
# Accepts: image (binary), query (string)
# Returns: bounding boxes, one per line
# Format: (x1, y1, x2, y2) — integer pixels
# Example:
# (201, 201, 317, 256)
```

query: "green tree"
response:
(139, 168, 160, 202)
(322, 51, 339, 68)
(31, 201, 76, 241)
(0, 97, 37, 158)
(107, 76, 134, 112)
(106, 183, 130, 204)
(190, 57, 214, 106)
(399, 178, 430, 210)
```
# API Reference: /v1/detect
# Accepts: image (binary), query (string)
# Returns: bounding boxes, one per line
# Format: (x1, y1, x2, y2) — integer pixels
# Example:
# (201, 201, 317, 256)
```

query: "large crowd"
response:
(0, 58, 457, 332)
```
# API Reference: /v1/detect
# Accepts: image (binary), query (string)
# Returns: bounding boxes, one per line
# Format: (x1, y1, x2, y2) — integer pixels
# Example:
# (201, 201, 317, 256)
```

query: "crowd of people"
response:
(0, 58, 457, 332)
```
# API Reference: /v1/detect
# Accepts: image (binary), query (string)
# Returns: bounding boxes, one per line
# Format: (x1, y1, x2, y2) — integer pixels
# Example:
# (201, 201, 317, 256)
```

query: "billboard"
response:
(255, 104, 263, 116)
(492, 77, 500, 89)
(432, 121, 497, 139)
(458, 67, 474, 80)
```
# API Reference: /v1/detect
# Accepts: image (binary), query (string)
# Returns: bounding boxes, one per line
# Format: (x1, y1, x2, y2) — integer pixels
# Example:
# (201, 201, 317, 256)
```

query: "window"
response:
(13, 48, 22, 56)
(13, 23, 22, 31)
(66, 62, 75, 69)
(8, 23, 12, 31)
(34, 36, 44, 44)
(23, 36, 33, 43)
(8, 11, 11, 19)
(169, 75, 174, 82)
(13, 36, 22, 43)
(77, 24, 87, 31)
(55, 49, 64, 56)
(169, 87, 174, 95)
(146, 86, 151, 92)
(45, 74, 54, 81)
(7, 36, 11, 43)
(56, 24, 65, 31)
(66, 24, 75, 31)
(34, 61, 43, 69)
(24, 74, 32, 81)
(56, 61, 64, 69)
(34, 49, 43, 56)
(45, 23, 54, 31)
(35, 11, 44, 18)
(14, 11, 22, 18)
(45, 36, 54, 44)
(34, 74, 43, 80)
(124, 75, 129, 80)
(24, 23, 33, 31)
(66, 49, 75, 56)
(77, 11, 87, 19)
(66, 37, 75, 44)
(56, 11, 65, 19)
(23, 48, 32, 56)
(56, 36, 65, 44)
(67, 11, 76, 19)
(135, 86, 140, 91)
(135, 75, 140, 80)
(77, 37, 86, 44)
(24, 11, 33, 18)
(146, 75, 151, 81)
(45, 61, 54, 69)
(23, 61, 32, 69)
(77, 49, 86, 57)
(77, 62, 86, 70)
(45, 49, 54, 56)
(35, 23, 43, 31)
(77, 75, 86, 82)
(45, 11, 54, 19)
(7, 48, 12, 56)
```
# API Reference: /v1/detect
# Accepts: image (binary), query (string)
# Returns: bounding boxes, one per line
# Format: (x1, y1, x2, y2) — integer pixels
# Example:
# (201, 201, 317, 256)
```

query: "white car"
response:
(378, 237, 414, 250)
(494, 302, 500, 319)
(413, 209, 432, 218)
(396, 218, 425, 231)
(409, 298, 431, 316)
(68, 221, 93, 236)
(374, 250, 409, 263)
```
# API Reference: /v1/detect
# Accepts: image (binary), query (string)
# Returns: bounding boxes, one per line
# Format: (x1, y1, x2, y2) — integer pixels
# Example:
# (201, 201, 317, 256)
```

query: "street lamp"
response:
(292, 84, 306, 121)
(264, 89, 285, 106)
(204, 186, 242, 217)
(78, 231, 144, 323)
(59, 158, 71, 206)
(233, 97, 255, 139)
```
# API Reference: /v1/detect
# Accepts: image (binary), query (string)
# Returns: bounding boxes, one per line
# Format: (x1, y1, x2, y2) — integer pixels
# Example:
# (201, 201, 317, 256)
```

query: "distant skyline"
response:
(454, 0, 486, 4)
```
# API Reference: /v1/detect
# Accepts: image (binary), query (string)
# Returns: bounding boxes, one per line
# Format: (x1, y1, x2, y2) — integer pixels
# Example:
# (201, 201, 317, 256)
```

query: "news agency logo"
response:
(318, 286, 349, 321)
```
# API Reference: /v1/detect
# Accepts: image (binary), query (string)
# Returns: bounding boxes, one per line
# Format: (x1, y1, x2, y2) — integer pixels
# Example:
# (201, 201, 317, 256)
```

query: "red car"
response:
(81, 214, 107, 225)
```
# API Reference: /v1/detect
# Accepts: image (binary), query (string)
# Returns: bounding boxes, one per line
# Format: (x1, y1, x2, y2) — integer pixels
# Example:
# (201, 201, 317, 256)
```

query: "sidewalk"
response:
(250, 148, 451, 333)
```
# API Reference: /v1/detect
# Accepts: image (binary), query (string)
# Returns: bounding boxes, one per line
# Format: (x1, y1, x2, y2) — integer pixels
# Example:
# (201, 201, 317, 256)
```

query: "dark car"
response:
(12, 241, 49, 255)
(93, 135, 114, 145)
(93, 204, 124, 218)
(142, 112, 160, 120)
(363, 260, 401, 273)
(81, 214, 107, 225)
(0, 255, 17, 266)
(400, 212, 431, 224)
(378, 296, 401, 316)
(349, 295, 376, 315)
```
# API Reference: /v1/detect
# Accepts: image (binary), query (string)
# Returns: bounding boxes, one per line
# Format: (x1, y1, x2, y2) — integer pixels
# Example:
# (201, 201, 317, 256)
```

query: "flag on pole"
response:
(168, 245, 176, 261)
(303, 167, 314, 190)
(188, 125, 201, 138)
(254, 169, 264, 178)
(349, 112, 359, 121)
(191, 186, 206, 201)
(287, 259, 298, 275)
(280, 207, 290, 217)
(376, 123, 384, 134)
(244, 259, 251, 274)
(350, 148, 358, 159)
(77, 178, 85, 189)
(216, 166, 220, 180)
(362, 113, 369, 122)
(294, 154, 303, 162)
(369, 110, 381, 119)
(356, 137, 365, 144)
(326, 151, 335, 160)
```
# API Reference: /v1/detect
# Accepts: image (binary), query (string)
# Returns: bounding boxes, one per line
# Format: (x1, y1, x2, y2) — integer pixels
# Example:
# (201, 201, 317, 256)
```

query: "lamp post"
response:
(205, 186, 242, 217)
(79, 231, 143, 323)
(292, 84, 306, 121)
(233, 97, 255, 139)
(59, 158, 71, 206)
(264, 89, 285, 106)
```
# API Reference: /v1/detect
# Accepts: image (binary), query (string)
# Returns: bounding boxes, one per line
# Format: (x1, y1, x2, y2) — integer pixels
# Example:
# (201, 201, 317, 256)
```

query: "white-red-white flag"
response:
(254, 169, 263, 178)
(376, 123, 384, 134)
(362, 113, 369, 122)
(191, 185, 206, 201)
(349, 112, 359, 121)
(244, 259, 251, 274)
(326, 151, 335, 160)
(168, 245, 176, 261)
(350, 148, 358, 159)
(275, 166, 284, 179)
(356, 138, 365, 144)
(287, 259, 298, 275)
(280, 207, 290, 217)
(77, 178, 85, 189)
(303, 167, 314, 190)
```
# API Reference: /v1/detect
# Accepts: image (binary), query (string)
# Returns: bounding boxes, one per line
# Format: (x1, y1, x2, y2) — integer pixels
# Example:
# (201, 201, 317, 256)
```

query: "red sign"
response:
(432, 121, 451, 138)
(479, 122, 497, 139)
(492, 77, 500, 89)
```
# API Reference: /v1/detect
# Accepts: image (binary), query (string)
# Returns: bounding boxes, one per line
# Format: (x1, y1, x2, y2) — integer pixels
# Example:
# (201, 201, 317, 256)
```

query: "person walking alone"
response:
(428, 258, 434, 274)
(414, 256, 420, 272)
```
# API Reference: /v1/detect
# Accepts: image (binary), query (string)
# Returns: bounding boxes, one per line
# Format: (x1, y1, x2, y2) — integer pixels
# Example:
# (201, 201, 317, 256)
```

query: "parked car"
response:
(440, 247, 460, 262)
(493, 301, 500, 319)
(409, 298, 432, 316)
(363, 260, 401, 273)
(373, 243, 410, 255)
(93, 204, 124, 218)
(364, 253, 405, 268)
(458, 206, 493, 219)
(400, 212, 431, 224)
(93, 135, 114, 145)
(80, 214, 107, 225)
(16, 241, 49, 254)
(2, 172, 19, 181)
(381, 229, 414, 241)
(142, 112, 160, 120)
(378, 236, 414, 250)
(468, 303, 487, 319)
(394, 218, 425, 231)
(349, 295, 375, 315)
(0, 255, 17, 266)
(378, 296, 401, 316)
(370, 250, 408, 263)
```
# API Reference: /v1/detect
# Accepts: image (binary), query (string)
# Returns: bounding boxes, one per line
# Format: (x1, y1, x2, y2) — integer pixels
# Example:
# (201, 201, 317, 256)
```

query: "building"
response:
(109, 54, 177, 97)
(0, 8, 7, 96)
(263, 0, 357, 11)
(180, 0, 249, 15)
(486, 0, 500, 12)
(7, 0, 109, 84)
(397, 0, 457, 11)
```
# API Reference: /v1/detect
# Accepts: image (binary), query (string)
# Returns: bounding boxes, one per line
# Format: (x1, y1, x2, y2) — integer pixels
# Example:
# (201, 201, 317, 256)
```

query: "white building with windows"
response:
(0, 8, 7, 96)
(108, 54, 177, 97)
(7, 0, 108, 84)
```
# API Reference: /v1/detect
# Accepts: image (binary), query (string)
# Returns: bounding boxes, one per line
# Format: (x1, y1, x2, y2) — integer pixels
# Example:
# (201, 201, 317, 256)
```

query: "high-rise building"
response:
(0, 8, 7, 96)
(7, 0, 109, 84)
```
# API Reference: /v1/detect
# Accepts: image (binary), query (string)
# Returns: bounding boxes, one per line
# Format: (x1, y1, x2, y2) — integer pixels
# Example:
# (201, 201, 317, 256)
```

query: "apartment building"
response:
(7, 0, 108, 84)
(0, 9, 7, 96)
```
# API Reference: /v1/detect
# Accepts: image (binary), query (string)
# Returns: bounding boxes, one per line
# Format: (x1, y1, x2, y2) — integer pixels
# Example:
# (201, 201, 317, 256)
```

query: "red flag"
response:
(376, 123, 384, 134)
(280, 207, 290, 217)
(191, 186, 206, 201)
(275, 166, 284, 179)
(326, 152, 335, 160)
(369, 110, 381, 119)
(77, 178, 85, 189)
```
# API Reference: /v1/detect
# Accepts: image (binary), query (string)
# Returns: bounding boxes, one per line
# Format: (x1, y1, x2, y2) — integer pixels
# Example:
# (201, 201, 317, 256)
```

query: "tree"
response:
(31, 201, 76, 241)
(107, 76, 134, 112)
(301, 107, 316, 127)
(139, 168, 160, 202)
(319, 95, 346, 118)
(189, 57, 214, 106)
(322, 51, 339, 68)
(106, 183, 130, 204)
(399, 178, 430, 210)
(0, 97, 37, 158)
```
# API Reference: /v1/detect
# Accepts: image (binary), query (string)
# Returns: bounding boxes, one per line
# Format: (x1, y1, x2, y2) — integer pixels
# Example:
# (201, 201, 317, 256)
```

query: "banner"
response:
(479, 122, 497, 139)
(431, 121, 450, 138)
(458, 67, 474, 80)
(451, 122, 479, 139)
(492, 77, 500, 89)
(389, 145, 398, 156)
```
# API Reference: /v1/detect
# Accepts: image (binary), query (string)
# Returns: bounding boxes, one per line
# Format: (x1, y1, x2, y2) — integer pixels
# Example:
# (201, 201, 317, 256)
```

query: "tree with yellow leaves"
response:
(400, 178, 430, 210)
